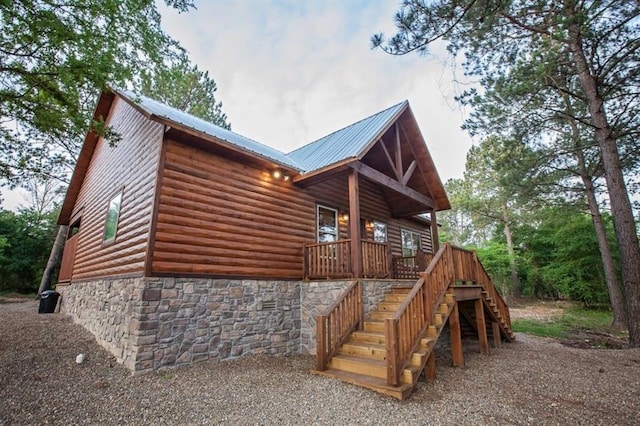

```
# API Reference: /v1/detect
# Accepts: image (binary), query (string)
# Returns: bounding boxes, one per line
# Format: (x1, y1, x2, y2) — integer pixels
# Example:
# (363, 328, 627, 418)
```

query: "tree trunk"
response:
(501, 200, 520, 297)
(568, 19, 640, 346)
(576, 150, 628, 329)
(563, 91, 628, 329)
(37, 225, 68, 296)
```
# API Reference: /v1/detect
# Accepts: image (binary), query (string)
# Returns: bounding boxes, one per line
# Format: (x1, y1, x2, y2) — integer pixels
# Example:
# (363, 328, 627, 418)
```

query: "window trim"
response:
(317, 204, 338, 243)
(102, 190, 124, 244)
(372, 221, 388, 243)
(401, 228, 422, 257)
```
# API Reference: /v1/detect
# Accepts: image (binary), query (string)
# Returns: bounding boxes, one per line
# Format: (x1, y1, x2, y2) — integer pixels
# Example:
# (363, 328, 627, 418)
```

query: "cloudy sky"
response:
(3, 0, 475, 210)
(157, 1, 474, 174)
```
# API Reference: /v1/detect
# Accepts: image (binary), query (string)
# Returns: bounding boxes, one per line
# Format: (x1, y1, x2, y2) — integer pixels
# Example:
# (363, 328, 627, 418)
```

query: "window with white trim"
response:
(373, 221, 387, 243)
(103, 191, 123, 242)
(317, 205, 338, 242)
(401, 228, 421, 257)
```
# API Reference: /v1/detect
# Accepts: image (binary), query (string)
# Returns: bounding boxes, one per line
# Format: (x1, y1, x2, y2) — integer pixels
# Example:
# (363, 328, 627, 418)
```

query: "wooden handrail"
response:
(385, 244, 452, 386)
(384, 243, 512, 386)
(316, 279, 363, 371)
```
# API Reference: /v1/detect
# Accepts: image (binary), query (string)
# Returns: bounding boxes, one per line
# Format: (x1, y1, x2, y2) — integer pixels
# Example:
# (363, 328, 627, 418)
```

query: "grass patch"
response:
(512, 318, 567, 338)
(512, 307, 615, 339)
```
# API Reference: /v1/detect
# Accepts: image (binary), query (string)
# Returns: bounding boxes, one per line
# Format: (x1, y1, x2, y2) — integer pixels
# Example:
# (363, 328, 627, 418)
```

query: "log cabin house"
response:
(56, 89, 513, 399)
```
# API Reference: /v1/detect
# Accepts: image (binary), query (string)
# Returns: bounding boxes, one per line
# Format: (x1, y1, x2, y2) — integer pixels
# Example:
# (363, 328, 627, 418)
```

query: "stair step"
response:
(433, 313, 443, 325)
(351, 330, 386, 345)
(445, 293, 455, 304)
(371, 310, 395, 320)
(378, 301, 401, 311)
(385, 293, 407, 303)
(363, 320, 385, 333)
(311, 368, 413, 400)
(391, 287, 412, 294)
(426, 325, 438, 337)
(328, 354, 419, 384)
(340, 341, 386, 360)
(420, 336, 436, 347)
(437, 303, 449, 314)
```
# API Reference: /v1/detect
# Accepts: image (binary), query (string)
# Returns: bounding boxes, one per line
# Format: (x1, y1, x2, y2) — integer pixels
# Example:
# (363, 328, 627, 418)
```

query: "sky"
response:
(2, 0, 475, 210)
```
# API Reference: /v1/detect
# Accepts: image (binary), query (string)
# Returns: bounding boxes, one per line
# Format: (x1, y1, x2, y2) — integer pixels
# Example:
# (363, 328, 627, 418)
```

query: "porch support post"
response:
(349, 169, 362, 278)
(475, 298, 489, 355)
(430, 209, 439, 252)
(450, 302, 465, 367)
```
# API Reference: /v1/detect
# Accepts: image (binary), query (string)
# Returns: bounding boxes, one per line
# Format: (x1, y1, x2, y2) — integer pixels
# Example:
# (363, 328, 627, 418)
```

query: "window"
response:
(317, 205, 338, 242)
(373, 221, 387, 243)
(401, 228, 421, 257)
(103, 192, 123, 242)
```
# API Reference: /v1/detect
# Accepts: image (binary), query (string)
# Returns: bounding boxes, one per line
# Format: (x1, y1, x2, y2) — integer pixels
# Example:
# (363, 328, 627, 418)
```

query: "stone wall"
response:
(60, 277, 300, 373)
(298, 279, 415, 355)
(60, 276, 414, 372)
(141, 278, 300, 372)
(57, 277, 146, 370)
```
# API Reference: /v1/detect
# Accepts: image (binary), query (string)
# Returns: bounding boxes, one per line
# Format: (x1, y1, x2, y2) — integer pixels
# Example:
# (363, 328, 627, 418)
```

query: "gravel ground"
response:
(1, 300, 640, 425)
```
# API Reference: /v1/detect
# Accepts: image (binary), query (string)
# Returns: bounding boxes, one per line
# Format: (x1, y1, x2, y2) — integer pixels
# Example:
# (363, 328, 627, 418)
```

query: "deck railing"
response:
(361, 240, 389, 278)
(391, 250, 431, 280)
(316, 279, 363, 371)
(304, 239, 391, 279)
(304, 240, 352, 279)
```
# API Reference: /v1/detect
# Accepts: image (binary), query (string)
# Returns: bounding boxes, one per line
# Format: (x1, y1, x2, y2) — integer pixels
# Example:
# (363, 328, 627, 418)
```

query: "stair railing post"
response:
(385, 318, 399, 386)
(317, 314, 327, 371)
(420, 272, 431, 323)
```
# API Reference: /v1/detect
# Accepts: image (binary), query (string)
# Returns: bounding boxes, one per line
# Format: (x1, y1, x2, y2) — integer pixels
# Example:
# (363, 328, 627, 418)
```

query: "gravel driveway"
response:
(1, 300, 639, 425)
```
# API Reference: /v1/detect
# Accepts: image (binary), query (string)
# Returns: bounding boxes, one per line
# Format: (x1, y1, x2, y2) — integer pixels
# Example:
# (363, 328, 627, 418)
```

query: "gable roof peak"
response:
(287, 100, 409, 173)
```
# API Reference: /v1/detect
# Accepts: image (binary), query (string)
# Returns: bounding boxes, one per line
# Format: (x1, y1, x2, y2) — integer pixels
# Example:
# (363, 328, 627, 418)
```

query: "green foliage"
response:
(0, 209, 59, 293)
(0, 0, 196, 184)
(517, 208, 617, 306)
(140, 56, 231, 129)
(472, 241, 515, 293)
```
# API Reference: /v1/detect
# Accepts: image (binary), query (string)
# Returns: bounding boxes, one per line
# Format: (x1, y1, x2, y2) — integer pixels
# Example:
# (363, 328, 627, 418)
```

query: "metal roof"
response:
(116, 89, 303, 171)
(117, 89, 409, 175)
(287, 100, 408, 172)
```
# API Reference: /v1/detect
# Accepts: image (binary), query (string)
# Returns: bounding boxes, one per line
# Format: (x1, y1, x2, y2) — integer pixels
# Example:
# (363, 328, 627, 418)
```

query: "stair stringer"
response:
(481, 291, 516, 342)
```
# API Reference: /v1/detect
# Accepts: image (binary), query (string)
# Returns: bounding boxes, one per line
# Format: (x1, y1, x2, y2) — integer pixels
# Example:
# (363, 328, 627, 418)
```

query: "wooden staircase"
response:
(312, 243, 515, 400)
(313, 286, 457, 399)
(482, 290, 516, 341)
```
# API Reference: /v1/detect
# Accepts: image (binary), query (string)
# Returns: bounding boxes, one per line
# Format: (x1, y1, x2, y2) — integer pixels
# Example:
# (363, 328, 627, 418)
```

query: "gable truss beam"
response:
(402, 160, 417, 185)
(350, 161, 435, 209)
(379, 139, 402, 181)
(395, 123, 402, 180)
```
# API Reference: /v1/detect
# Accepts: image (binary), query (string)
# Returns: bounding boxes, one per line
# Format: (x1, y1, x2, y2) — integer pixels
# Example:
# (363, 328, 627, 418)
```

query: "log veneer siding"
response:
(151, 140, 317, 278)
(69, 98, 164, 280)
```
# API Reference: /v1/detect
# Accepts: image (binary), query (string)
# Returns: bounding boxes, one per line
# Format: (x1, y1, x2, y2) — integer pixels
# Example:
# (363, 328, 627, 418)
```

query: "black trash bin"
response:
(38, 290, 60, 314)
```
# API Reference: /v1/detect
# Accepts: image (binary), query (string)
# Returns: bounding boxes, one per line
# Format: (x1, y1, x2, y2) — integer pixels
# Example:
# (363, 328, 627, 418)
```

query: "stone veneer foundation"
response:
(58, 277, 414, 373)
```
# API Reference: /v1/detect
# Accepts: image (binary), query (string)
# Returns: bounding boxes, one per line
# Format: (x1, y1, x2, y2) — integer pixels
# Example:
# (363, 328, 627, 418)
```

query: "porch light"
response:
(341, 212, 349, 221)
(271, 170, 290, 181)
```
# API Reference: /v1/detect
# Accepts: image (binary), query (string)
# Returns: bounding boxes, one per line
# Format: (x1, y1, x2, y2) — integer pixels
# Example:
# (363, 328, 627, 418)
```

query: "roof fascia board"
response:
(292, 158, 356, 185)
(153, 116, 300, 173)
